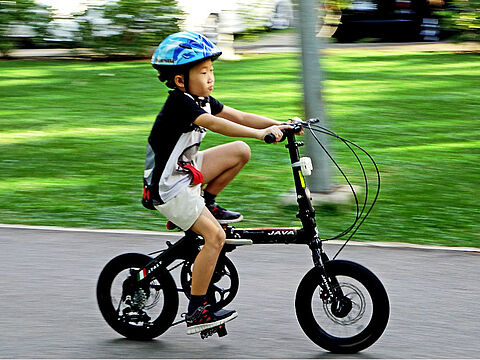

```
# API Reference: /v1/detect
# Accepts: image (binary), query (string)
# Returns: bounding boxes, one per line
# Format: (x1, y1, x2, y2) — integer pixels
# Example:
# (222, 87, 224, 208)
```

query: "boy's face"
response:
(187, 59, 215, 97)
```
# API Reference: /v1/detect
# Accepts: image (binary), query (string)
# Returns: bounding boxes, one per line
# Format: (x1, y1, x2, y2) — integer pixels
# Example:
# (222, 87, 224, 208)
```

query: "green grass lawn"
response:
(1, 50, 479, 247)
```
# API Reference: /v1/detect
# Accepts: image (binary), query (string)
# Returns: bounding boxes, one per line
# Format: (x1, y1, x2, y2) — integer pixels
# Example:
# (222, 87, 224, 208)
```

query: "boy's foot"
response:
(186, 302, 237, 335)
(206, 203, 243, 224)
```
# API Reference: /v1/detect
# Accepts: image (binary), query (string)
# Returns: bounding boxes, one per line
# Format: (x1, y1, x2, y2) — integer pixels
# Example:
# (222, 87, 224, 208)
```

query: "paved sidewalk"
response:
(1, 225, 479, 358)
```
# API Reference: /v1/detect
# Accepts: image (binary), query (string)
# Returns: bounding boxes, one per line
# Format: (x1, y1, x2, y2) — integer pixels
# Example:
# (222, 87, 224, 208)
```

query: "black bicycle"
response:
(96, 119, 389, 353)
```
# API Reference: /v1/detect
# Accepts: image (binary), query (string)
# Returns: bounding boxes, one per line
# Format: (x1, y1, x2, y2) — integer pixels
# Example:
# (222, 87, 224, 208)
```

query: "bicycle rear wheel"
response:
(295, 260, 389, 353)
(97, 253, 178, 340)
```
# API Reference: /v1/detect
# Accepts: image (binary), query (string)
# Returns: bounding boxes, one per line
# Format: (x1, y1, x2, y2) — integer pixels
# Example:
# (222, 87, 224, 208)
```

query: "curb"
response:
(1, 223, 478, 253)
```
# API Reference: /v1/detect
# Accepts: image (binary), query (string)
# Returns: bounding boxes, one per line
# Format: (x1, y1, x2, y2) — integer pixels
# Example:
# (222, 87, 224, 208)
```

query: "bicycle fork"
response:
(309, 237, 351, 316)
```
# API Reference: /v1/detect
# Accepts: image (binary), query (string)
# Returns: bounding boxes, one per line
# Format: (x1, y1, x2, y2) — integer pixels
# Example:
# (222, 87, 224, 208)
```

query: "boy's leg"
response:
(189, 207, 226, 296)
(200, 141, 250, 223)
(185, 207, 237, 334)
(201, 140, 250, 195)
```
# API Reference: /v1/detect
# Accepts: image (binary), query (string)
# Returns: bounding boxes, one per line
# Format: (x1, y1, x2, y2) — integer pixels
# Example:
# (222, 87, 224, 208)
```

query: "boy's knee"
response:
(214, 228, 226, 249)
(234, 141, 251, 164)
(205, 227, 226, 252)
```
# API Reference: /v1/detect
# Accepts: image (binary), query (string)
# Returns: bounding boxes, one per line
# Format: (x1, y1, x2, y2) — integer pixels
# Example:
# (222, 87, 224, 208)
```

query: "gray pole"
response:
(296, 0, 331, 192)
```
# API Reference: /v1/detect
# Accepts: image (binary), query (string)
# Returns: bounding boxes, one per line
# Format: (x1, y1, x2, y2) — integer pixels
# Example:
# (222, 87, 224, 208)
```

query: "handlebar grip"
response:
(264, 133, 277, 144)
(264, 129, 291, 144)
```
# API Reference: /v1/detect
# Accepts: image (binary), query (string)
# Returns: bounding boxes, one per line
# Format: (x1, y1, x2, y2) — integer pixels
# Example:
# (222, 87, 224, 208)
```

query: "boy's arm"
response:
(194, 113, 289, 143)
(216, 105, 282, 129)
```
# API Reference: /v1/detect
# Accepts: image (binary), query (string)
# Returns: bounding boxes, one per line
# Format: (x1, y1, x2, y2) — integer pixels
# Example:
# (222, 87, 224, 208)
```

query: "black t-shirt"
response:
(144, 89, 224, 203)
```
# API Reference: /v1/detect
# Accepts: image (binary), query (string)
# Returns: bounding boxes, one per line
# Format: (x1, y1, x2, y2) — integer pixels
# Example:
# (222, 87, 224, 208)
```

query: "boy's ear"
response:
(174, 74, 185, 89)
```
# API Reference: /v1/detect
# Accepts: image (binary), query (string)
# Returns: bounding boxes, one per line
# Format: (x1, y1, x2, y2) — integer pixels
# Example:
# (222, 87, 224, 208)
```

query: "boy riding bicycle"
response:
(143, 31, 290, 335)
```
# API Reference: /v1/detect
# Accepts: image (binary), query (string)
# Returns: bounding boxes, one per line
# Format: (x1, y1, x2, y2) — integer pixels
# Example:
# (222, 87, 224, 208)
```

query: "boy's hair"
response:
(152, 64, 186, 89)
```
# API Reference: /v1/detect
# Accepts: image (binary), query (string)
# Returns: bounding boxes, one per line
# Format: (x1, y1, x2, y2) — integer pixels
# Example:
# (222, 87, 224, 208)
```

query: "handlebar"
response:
(263, 121, 308, 144)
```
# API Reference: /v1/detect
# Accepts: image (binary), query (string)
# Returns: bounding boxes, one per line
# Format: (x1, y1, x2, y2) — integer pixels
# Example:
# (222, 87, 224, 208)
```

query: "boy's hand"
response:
(289, 118, 305, 135)
(259, 124, 293, 144)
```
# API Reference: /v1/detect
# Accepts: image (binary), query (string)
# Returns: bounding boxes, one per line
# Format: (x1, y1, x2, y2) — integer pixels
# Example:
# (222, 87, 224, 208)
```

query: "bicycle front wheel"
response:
(97, 253, 179, 340)
(295, 260, 389, 353)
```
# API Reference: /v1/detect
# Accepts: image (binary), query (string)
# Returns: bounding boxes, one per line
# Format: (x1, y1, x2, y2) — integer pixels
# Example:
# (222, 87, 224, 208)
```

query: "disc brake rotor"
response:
(323, 282, 366, 325)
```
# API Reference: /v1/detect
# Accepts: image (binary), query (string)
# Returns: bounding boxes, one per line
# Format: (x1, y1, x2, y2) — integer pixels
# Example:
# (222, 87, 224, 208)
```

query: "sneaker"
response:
(186, 302, 237, 335)
(207, 203, 243, 224)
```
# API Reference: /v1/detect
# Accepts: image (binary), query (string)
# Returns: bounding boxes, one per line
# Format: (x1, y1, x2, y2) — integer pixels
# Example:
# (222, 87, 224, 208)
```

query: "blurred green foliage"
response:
(0, 51, 479, 247)
(439, 0, 480, 41)
(0, 0, 51, 55)
(73, 0, 183, 57)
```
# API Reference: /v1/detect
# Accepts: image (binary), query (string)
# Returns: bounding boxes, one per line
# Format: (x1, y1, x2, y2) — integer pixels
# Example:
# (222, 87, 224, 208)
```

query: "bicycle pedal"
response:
(200, 327, 216, 339)
(217, 323, 227, 337)
(200, 324, 228, 339)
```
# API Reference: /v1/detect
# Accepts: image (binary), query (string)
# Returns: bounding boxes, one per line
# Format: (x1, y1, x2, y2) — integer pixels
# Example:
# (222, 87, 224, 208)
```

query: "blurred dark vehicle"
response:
(330, 0, 448, 42)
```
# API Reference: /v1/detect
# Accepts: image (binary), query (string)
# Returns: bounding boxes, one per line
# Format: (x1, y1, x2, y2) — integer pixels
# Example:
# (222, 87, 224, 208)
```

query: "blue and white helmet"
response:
(151, 31, 222, 66)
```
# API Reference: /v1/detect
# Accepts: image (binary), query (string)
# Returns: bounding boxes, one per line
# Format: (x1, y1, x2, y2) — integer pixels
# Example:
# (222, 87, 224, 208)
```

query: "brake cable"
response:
(302, 120, 381, 259)
(307, 124, 363, 239)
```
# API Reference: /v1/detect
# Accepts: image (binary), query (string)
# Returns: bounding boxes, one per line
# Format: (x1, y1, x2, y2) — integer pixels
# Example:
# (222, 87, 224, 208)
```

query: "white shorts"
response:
(154, 151, 205, 231)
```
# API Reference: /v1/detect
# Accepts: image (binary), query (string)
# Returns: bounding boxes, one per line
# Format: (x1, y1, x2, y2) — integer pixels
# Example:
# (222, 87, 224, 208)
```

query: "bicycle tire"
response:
(97, 253, 178, 340)
(295, 260, 389, 353)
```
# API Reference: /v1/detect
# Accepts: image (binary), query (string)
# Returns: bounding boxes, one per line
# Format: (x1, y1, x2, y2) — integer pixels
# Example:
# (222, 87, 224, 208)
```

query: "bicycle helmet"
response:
(151, 31, 222, 90)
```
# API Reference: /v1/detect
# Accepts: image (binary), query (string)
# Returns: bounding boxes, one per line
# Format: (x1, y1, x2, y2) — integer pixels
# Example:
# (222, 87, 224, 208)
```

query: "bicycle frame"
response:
(135, 127, 330, 287)
(227, 128, 328, 264)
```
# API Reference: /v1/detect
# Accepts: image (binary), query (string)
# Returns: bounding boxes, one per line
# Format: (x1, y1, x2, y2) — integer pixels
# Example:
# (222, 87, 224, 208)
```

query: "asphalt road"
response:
(1, 226, 479, 358)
